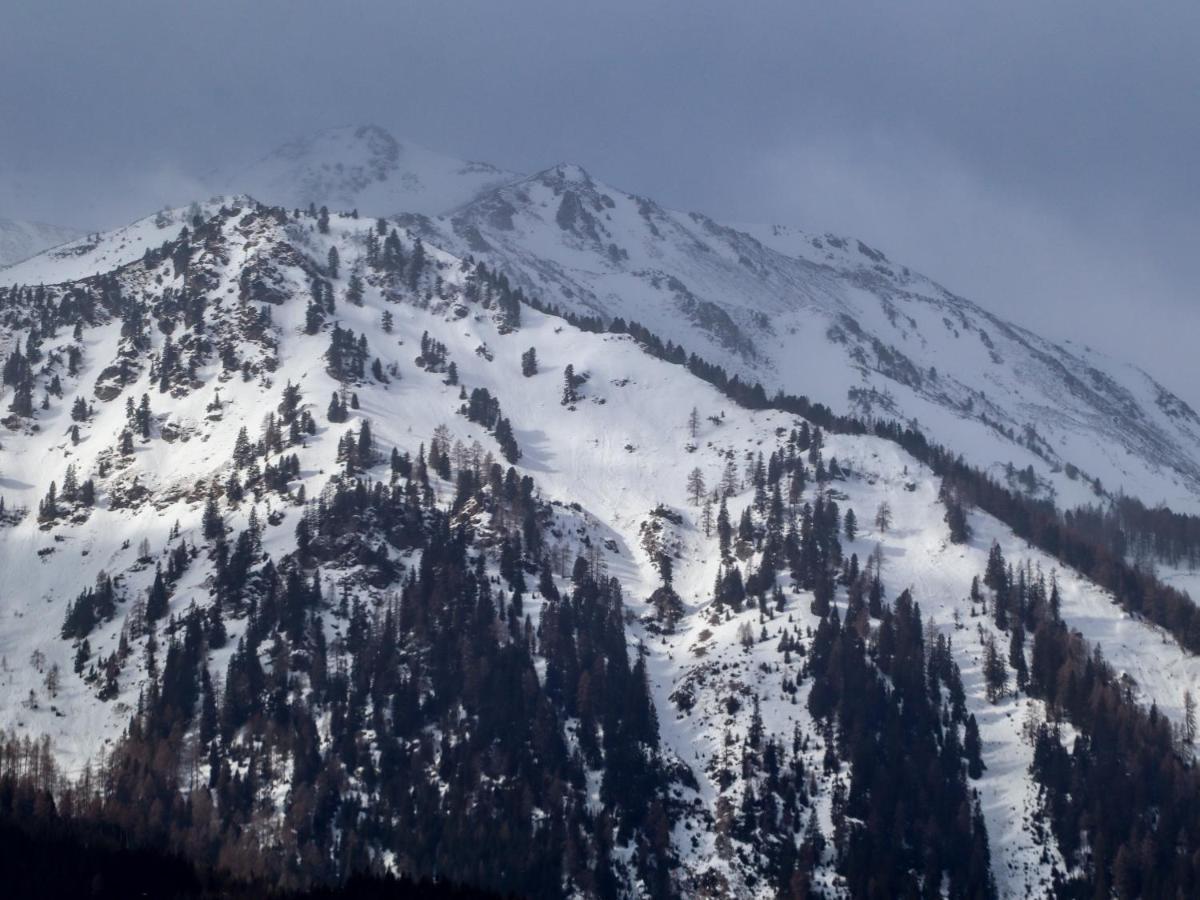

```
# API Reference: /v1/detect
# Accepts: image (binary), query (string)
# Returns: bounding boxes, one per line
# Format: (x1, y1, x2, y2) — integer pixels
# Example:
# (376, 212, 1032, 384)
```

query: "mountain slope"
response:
(4, 201, 1200, 896)
(398, 162, 1200, 517)
(0, 217, 82, 268)
(218, 127, 1200, 517)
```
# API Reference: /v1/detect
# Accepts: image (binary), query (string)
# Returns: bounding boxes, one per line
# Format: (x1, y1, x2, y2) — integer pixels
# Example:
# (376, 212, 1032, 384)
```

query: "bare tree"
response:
(874, 501, 893, 534)
(737, 621, 756, 648)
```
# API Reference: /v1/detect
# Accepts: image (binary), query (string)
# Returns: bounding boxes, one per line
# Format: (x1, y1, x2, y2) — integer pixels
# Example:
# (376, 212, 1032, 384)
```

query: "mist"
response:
(3, 0, 1197, 405)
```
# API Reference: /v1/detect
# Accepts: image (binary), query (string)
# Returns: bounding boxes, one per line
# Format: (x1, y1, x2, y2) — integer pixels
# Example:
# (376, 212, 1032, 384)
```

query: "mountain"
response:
(4, 199, 1200, 897)
(225, 129, 1200, 518)
(392, 162, 1200, 518)
(0, 217, 82, 268)
(220, 125, 519, 218)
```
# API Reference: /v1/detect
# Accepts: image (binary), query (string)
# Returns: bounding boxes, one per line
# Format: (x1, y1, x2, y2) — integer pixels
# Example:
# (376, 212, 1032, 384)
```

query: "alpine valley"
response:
(4, 125, 1200, 899)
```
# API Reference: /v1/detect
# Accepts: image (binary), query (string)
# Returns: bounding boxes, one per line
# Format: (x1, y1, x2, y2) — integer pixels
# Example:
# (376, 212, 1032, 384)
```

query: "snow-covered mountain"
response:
(0, 217, 81, 268)
(400, 162, 1200, 517)
(219, 124, 519, 218)
(216, 128, 1200, 519)
(4, 198, 1200, 897)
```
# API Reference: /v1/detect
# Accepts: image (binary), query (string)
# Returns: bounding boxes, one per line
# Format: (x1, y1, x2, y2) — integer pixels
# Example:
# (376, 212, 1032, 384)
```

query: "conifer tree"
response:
(202, 493, 223, 541)
(146, 565, 168, 622)
(562, 364, 578, 405)
(521, 347, 538, 377)
(964, 714, 985, 778)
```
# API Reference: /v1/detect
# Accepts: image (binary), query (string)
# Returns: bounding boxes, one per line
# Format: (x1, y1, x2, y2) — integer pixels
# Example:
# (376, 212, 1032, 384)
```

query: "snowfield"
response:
(2, 197, 1200, 896)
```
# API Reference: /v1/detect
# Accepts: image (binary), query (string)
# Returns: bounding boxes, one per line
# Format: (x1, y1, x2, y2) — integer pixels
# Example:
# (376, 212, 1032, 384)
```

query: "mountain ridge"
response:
(5, 140, 1200, 897)
(0, 217, 82, 268)
(219, 124, 519, 218)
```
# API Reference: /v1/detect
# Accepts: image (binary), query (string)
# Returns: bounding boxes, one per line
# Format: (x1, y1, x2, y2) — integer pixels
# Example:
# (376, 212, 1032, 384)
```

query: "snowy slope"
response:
(221, 125, 519, 217)
(4, 202, 1200, 896)
(1, 200, 228, 285)
(0, 217, 82, 268)
(212, 128, 1200, 517)
(398, 164, 1200, 518)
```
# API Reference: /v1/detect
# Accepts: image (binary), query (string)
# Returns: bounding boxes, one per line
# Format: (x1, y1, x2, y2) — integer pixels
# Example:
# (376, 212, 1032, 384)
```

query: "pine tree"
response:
(38, 481, 57, 522)
(562, 364, 578, 406)
(357, 419, 374, 465)
(232, 426, 253, 467)
(407, 238, 426, 290)
(327, 391, 347, 423)
(199, 665, 217, 748)
(983, 634, 1008, 703)
(304, 298, 323, 335)
(9, 379, 32, 417)
(1008, 623, 1028, 689)
(964, 714, 985, 778)
(202, 493, 223, 541)
(717, 497, 732, 561)
(61, 464, 79, 503)
(521, 347, 538, 377)
(984, 542, 1007, 591)
(494, 417, 521, 463)
(942, 480, 971, 543)
(146, 565, 169, 622)
(327, 245, 340, 279)
(73, 639, 90, 675)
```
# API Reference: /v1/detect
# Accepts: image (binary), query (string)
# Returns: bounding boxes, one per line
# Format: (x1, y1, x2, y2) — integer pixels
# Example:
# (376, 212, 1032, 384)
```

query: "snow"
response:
(3, 199, 1200, 897)
(377, 154, 1200, 518)
(2, 200, 226, 286)
(220, 125, 519, 219)
(0, 217, 82, 269)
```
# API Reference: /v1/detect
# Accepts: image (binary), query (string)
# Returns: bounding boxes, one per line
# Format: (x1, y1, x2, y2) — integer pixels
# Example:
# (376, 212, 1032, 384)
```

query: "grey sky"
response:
(3, 1, 1198, 405)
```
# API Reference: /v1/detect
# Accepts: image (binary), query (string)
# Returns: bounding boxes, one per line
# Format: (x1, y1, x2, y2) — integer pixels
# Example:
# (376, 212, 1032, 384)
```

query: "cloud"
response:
(735, 132, 1200, 408)
(2, 0, 1197, 407)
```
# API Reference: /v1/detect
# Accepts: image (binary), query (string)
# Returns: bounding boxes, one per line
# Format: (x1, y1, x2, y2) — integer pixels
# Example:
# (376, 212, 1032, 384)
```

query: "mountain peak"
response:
(266, 123, 401, 167)
(220, 125, 519, 218)
(519, 162, 606, 198)
(542, 162, 595, 186)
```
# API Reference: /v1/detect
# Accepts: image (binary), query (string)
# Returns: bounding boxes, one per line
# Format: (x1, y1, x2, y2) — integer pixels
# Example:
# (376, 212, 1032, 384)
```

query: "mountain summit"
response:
(227, 127, 1200, 514)
(7, 133, 1200, 899)
(413, 153, 1200, 515)
(221, 124, 518, 217)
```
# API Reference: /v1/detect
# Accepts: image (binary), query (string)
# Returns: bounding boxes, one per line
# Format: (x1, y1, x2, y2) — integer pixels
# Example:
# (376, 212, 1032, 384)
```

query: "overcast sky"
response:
(2, 1, 1198, 406)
